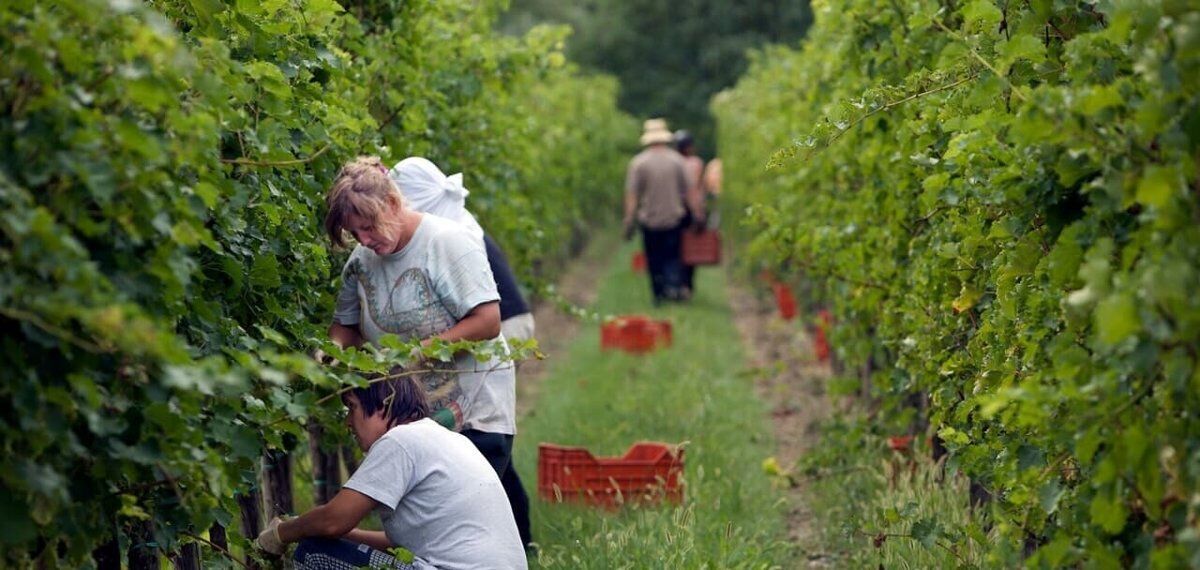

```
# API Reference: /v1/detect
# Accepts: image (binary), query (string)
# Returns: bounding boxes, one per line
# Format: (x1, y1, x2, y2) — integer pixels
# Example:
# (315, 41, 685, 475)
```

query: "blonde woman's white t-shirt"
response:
(344, 419, 527, 570)
(333, 214, 516, 435)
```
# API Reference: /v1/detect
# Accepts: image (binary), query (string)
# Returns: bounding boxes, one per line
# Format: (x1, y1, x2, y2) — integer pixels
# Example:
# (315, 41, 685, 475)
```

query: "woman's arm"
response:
(426, 301, 501, 345)
(276, 488, 377, 542)
(342, 529, 393, 550)
(329, 322, 365, 349)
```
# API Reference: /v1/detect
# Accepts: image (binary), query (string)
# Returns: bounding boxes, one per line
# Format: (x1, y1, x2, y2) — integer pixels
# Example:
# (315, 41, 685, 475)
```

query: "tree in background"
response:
(499, 0, 811, 157)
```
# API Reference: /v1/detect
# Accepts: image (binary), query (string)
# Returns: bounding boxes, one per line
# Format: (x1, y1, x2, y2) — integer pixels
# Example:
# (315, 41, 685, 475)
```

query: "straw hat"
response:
(639, 118, 673, 146)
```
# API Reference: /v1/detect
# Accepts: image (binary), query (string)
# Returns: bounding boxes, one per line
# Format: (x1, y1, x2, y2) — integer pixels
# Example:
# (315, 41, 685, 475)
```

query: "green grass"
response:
(514, 239, 790, 568)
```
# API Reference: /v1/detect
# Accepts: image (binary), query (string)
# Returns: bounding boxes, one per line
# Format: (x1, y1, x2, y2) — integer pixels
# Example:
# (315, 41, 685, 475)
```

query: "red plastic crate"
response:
(888, 435, 915, 453)
(813, 309, 832, 363)
(631, 251, 647, 272)
(771, 282, 797, 320)
(537, 442, 685, 507)
(600, 315, 672, 353)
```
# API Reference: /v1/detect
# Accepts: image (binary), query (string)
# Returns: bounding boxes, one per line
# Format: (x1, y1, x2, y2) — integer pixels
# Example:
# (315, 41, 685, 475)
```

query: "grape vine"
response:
(0, 0, 633, 565)
(715, 0, 1199, 565)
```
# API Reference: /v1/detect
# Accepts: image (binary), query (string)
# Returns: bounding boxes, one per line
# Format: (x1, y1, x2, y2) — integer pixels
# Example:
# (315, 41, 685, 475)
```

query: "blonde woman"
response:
(322, 155, 519, 498)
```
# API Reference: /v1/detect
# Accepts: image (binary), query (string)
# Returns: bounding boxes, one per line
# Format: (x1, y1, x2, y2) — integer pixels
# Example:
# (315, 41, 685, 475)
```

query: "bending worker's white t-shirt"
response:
(333, 214, 516, 434)
(344, 418, 527, 570)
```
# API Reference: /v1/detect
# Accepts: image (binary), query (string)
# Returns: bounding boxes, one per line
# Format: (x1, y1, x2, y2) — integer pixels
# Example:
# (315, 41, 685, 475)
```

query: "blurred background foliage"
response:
(498, 0, 812, 158)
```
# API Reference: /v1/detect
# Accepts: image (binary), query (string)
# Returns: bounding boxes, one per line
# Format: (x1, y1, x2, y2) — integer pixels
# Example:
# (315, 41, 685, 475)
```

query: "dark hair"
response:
(673, 129, 694, 152)
(342, 374, 430, 427)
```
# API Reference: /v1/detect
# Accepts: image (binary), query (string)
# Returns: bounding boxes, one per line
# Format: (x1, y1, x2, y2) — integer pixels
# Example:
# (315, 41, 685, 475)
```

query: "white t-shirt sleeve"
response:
(332, 257, 362, 326)
(343, 438, 415, 509)
(432, 237, 500, 321)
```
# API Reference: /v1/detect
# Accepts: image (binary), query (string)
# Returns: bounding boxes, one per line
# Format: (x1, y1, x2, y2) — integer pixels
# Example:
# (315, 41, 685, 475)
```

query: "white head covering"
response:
(388, 157, 485, 240)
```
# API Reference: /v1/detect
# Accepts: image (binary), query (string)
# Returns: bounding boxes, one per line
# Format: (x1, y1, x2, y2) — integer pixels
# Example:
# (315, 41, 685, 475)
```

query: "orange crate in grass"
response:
(600, 315, 672, 353)
(537, 442, 685, 508)
(631, 251, 647, 272)
(771, 282, 797, 320)
(813, 309, 832, 363)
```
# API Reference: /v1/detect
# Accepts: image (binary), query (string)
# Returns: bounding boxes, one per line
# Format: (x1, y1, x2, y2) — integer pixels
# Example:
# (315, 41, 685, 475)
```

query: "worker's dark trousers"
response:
(462, 429, 533, 548)
(640, 224, 684, 302)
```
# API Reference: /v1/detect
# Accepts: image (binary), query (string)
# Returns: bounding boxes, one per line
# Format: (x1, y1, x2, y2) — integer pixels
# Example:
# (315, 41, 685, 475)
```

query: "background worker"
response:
(623, 118, 691, 304)
(674, 129, 707, 297)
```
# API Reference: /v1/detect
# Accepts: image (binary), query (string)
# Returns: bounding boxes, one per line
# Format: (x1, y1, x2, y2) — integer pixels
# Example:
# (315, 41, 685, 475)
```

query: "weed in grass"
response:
(799, 416, 1011, 568)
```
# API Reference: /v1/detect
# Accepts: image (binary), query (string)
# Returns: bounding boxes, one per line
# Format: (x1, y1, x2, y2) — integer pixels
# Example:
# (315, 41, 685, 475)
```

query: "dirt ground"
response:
(727, 280, 833, 567)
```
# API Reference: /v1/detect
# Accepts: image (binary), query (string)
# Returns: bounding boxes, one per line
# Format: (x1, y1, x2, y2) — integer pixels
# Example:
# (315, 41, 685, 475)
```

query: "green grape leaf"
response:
(1000, 34, 1046, 73)
(910, 518, 941, 548)
(249, 252, 282, 288)
(0, 494, 37, 544)
(1095, 294, 1140, 345)
(962, 0, 1003, 29)
(1089, 491, 1127, 534)
(1135, 165, 1178, 208)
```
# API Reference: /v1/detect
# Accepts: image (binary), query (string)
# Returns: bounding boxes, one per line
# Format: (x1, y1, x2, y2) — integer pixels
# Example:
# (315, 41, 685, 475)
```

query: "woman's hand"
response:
(408, 342, 429, 365)
(274, 488, 377, 543)
(255, 516, 286, 556)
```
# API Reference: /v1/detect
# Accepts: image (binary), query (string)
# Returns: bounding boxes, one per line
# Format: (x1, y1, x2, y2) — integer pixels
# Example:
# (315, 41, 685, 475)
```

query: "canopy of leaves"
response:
(499, 0, 812, 157)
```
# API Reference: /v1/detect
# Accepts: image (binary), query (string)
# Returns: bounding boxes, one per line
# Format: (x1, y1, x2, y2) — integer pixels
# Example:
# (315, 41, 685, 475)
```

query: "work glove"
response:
(622, 220, 636, 241)
(255, 516, 286, 556)
(408, 343, 428, 365)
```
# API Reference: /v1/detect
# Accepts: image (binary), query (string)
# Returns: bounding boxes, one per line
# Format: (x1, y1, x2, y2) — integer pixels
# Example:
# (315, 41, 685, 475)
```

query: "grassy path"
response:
(513, 239, 790, 568)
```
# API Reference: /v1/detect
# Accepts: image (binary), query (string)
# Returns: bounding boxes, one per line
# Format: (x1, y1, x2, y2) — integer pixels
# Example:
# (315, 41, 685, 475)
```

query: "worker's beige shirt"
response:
(625, 146, 689, 230)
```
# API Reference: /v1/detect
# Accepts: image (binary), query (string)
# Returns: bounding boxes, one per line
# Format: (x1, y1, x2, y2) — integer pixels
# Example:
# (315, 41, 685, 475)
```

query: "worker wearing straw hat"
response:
(623, 118, 692, 303)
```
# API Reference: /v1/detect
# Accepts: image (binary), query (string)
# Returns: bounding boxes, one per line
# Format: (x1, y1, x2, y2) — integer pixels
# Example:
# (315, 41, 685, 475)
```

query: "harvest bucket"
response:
(681, 229, 721, 266)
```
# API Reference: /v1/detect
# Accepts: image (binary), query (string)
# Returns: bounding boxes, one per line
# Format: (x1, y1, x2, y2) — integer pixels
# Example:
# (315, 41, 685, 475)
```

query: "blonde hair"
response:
(324, 156, 406, 248)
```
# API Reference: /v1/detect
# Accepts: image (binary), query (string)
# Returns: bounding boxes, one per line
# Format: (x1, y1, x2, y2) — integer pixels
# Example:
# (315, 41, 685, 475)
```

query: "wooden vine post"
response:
(342, 445, 359, 474)
(308, 420, 343, 505)
(91, 536, 120, 570)
(264, 449, 294, 519)
(208, 523, 228, 551)
(236, 490, 263, 570)
(171, 543, 200, 570)
(127, 520, 158, 570)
